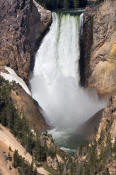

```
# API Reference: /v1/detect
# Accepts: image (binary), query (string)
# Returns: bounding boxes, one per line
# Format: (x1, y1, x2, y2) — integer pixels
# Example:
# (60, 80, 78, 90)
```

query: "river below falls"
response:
(48, 128, 88, 154)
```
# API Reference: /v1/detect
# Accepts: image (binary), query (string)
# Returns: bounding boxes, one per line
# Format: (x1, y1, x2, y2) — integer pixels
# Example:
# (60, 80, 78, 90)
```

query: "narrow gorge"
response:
(0, 0, 116, 174)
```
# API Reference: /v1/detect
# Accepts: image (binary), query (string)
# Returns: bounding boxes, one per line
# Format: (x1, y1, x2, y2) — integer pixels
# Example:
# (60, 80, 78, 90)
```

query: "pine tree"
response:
(63, 0, 69, 9)
(13, 150, 20, 168)
(73, 0, 78, 8)
(79, 0, 87, 7)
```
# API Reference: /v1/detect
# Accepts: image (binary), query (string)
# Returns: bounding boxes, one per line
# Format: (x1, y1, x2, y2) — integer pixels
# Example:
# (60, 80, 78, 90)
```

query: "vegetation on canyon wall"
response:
(13, 150, 38, 175)
(0, 77, 60, 172)
(1, 76, 116, 174)
(75, 0, 116, 174)
(60, 97, 116, 174)
(0, 77, 46, 161)
(36, 0, 105, 11)
(0, 76, 71, 175)
(0, 0, 116, 174)
(75, 128, 116, 174)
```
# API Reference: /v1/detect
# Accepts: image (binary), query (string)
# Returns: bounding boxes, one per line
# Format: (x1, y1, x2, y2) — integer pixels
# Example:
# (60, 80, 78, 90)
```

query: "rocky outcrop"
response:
(73, 96, 116, 175)
(10, 87, 47, 131)
(0, 67, 47, 131)
(79, 109, 104, 139)
(0, 124, 49, 175)
(76, 1, 116, 174)
(0, 0, 51, 131)
(80, 0, 116, 96)
(0, 0, 51, 82)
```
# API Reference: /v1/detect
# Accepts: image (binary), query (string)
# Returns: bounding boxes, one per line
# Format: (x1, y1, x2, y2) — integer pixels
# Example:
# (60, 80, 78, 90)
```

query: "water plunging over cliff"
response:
(30, 13, 105, 151)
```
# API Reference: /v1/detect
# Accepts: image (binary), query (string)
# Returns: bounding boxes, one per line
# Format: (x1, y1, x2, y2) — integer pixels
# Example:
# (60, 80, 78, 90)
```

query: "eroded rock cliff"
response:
(0, 0, 51, 82)
(80, 0, 116, 96)
(76, 1, 116, 174)
(0, 71, 47, 131)
(72, 96, 116, 175)
(0, 0, 52, 133)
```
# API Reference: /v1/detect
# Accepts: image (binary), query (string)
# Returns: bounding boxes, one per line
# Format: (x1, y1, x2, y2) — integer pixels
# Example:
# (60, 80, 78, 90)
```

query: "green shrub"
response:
(13, 150, 38, 175)
(0, 77, 55, 165)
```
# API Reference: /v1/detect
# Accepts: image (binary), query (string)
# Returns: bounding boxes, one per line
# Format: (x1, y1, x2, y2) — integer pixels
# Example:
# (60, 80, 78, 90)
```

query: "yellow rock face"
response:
(88, 34, 116, 96)
(83, 0, 116, 97)
(0, 60, 9, 66)
(10, 87, 47, 131)
(109, 43, 116, 61)
(89, 60, 116, 96)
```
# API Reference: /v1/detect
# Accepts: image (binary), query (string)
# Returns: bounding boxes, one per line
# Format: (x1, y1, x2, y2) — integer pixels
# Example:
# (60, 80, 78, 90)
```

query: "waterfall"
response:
(80, 13, 84, 35)
(30, 13, 105, 132)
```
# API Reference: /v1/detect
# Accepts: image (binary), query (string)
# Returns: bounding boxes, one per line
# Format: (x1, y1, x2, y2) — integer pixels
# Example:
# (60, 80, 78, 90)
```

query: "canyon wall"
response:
(80, 0, 116, 96)
(0, 0, 52, 130)
(76, 1, 116, 174)
(0, 0, 116, 174)
(0, 0, 51, 82)
(73, 96, 116, 175)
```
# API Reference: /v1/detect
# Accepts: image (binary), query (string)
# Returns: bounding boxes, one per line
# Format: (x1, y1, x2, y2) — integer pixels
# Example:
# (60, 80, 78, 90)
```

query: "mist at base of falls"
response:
(30, 12, 106, 152)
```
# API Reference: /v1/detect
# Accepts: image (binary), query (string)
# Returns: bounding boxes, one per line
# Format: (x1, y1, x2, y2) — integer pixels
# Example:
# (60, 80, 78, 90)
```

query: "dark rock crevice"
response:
(79, 10, 94, 87)
(28, 3, 52, 75)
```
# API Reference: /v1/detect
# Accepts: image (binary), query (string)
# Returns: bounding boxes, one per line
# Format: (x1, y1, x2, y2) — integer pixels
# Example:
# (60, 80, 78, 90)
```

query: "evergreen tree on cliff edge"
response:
(36, 0, 87, 10)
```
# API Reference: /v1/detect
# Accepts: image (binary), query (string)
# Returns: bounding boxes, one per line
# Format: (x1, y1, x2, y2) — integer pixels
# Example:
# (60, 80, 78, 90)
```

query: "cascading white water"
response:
(30, 13, 105, 133)
(80, 13, 84, 35)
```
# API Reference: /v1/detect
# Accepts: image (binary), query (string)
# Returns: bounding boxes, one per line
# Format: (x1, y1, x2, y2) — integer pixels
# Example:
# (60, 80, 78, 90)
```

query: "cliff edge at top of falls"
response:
(80, 0, 116, 96)
(0, 0, 51, 82)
